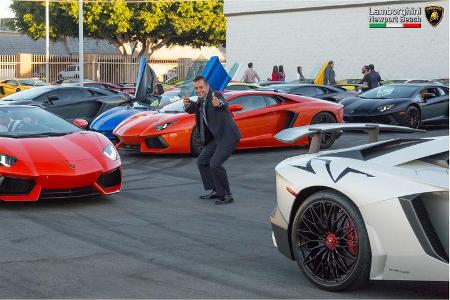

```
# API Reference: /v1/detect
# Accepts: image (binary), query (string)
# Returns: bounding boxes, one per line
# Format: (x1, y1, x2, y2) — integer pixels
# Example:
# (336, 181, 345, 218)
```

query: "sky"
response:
(0, 0, 14, 19)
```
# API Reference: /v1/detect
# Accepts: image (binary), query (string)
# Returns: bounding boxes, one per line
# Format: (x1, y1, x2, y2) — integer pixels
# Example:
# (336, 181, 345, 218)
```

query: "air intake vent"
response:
(0, 177, 35, 195)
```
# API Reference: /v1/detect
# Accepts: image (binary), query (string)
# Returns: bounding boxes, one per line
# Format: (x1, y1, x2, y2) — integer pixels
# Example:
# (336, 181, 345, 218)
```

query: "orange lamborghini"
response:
(114, 91, 344, 155)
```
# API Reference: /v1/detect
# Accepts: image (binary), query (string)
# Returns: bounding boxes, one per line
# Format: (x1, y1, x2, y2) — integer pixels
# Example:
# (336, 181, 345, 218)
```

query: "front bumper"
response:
(0, 166, 122, 202)
(117, 131, 192, 154)
(344, 111, 408, 126)
(270, 205, 294, 260)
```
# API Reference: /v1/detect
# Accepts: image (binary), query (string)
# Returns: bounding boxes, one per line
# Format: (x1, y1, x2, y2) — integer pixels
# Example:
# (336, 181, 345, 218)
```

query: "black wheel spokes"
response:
(407, 109, 420, 128)
(312, 115, 336, 145)
(298, 201, 359, 284)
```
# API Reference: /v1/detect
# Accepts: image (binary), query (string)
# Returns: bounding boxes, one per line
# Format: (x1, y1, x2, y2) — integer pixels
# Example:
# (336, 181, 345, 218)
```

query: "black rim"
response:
(312, 114, 336, 146)
(296, 200, 359, 284)
(406, 108, 420, 128)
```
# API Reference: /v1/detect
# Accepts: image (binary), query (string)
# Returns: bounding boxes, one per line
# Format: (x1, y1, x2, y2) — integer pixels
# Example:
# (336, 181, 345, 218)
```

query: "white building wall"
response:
(225, 0, 449, 81)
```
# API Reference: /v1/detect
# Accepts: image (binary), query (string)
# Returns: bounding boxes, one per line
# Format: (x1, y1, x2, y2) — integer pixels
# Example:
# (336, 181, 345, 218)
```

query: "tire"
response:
(310, 112, 337, 149)
(291, 190, 371, 291)
(190, 126, 203, 157)
(15, 88, 21, 93)
(405, 106, 421, 129)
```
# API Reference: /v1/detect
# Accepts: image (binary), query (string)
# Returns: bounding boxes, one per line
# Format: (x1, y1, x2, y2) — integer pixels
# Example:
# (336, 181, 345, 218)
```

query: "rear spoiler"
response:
(275, 123, 426, 154)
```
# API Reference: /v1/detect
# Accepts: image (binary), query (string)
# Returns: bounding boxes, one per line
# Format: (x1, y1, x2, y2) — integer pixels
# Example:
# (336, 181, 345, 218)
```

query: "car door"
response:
(419, 87, 449, 122)
(64, 88, 105, 121)
(41, 89, 75, 119)
(228, 95, 277, 147)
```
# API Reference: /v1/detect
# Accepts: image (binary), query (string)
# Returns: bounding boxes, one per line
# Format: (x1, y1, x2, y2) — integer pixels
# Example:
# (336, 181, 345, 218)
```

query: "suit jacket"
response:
(185, 90, 241, 146)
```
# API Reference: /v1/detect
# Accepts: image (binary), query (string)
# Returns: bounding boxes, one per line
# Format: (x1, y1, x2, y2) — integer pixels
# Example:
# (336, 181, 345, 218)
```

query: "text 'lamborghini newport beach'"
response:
(0, 106, 122, 201)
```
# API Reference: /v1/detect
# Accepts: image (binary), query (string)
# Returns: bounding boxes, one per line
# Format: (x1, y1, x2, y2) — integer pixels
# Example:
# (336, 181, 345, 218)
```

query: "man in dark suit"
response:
(184, 76, 241, 205)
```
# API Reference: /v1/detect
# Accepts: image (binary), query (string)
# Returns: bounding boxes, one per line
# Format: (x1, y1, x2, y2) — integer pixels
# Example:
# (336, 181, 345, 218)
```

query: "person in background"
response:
(271, 66, 280, 81)
(278, 65, 286, 82)
(297, 66, 305, 81)
(368, 64, 382, 87)
(324, 60, 336, 86)
(361, 65, 370, 90)
(241, 63, 261, 83)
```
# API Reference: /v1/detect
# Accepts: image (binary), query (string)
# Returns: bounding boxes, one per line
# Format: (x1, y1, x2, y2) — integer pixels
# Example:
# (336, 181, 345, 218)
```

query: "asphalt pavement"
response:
(0, 126, 448, 298)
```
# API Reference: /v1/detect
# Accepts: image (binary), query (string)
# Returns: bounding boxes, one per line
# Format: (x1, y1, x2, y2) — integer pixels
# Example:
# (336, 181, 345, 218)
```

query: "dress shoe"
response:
(199, 190, 217, 199)
(215, 194, 234, 205)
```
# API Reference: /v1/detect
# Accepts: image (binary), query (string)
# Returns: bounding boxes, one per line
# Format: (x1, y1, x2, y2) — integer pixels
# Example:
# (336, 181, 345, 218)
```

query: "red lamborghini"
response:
(114, 91, 344, 155)
(0, 106, 122, 202)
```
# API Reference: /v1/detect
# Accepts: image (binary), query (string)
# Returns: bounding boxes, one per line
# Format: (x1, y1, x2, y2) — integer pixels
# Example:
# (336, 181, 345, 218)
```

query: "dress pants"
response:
(197, 139, 237, 197)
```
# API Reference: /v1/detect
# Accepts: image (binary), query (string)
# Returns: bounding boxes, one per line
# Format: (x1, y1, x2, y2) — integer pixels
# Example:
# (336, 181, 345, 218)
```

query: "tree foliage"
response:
(10, 0, 226, 56)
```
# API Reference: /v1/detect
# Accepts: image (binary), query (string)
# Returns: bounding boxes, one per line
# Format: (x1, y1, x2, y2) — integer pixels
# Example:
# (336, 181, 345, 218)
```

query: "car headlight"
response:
(0, 154, 16, 167)
(155, 121, 176, 131)
(103, 144, 120, 161)
(377, 104, 395, 112)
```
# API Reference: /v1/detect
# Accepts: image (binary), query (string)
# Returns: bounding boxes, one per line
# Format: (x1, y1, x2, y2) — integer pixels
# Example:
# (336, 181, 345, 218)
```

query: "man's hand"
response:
(212, 92, 221, 107)
(183, 95, 191, 107)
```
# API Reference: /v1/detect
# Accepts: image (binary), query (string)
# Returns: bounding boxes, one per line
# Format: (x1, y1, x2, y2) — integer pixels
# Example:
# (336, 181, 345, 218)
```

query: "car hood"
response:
(0, 100, 36, 105)
(341, 96, 411, 114)
(89, 105, 151, 132)
(114, 112, 189, 137)
(0, 131, 106, 166)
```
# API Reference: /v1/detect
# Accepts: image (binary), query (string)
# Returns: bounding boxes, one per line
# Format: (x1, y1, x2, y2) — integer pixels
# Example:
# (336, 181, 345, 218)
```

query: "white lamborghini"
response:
(271, 123, 448, 291)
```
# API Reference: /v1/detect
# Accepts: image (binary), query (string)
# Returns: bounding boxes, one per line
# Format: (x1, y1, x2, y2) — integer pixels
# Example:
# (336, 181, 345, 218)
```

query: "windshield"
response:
(2, 86, 53, 101)
(0, 106, 81, 138)
(159, 93, 231, 113)
(358, 85, 417, 99)
(160, 97, 198, 113)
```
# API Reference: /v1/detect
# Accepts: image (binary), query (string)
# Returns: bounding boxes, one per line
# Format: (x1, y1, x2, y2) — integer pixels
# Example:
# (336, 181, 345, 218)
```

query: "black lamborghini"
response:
(341, 83, 449, 128)
(257, 83, 357, 102)
(0, 86, 131, 123)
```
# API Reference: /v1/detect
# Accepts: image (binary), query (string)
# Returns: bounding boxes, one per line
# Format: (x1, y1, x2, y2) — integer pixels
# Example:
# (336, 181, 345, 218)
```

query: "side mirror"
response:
(229, 104, 243, 112)
(72, 118, 88, 129)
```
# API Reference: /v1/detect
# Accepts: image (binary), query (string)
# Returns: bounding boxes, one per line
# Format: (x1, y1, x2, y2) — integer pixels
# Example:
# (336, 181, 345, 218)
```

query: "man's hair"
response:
(328, 60, 334, 66)
(248, 63, 253, 68)
(193, 75, 208, 84)
(368, 64, 375, 70)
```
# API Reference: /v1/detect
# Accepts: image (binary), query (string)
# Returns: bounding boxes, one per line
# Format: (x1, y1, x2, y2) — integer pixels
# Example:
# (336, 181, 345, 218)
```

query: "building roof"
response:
(0, 31, 119, 55)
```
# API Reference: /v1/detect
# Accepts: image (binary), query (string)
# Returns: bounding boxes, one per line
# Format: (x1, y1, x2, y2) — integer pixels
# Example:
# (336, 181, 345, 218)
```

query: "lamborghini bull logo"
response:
(425, 6, 444, 27)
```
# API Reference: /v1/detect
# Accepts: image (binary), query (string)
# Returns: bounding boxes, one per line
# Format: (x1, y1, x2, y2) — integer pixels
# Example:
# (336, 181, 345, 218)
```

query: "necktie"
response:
(199, 99, 206, 144)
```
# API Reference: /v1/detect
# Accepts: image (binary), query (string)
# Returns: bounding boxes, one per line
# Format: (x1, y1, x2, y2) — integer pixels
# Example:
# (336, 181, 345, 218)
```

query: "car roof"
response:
(384, 83, 447, 88)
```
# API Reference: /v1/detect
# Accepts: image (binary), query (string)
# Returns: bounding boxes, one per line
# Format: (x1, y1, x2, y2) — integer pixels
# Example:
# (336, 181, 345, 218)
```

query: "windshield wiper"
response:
(9, 132, 75, 138)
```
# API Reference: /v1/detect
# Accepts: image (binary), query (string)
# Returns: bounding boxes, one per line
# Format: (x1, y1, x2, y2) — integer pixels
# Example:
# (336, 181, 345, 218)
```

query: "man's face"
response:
(193, 79, 209, 98)
(362, 68, 368, 75)
(330, 63, 334, 68)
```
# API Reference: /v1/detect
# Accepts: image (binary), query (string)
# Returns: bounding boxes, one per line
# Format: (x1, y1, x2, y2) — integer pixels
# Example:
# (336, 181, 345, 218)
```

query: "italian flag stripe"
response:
(369, 23, 385, 28)
(369, 22, 421, 28)
(386, 23, 403, 28)
(403, 23, 421, 28)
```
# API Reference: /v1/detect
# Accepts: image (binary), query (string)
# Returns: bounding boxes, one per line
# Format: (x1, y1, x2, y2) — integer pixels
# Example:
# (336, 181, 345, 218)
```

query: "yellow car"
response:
(0, 78, 46, 98)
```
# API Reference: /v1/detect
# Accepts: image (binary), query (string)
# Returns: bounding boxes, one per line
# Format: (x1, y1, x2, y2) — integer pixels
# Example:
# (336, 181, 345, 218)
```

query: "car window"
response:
(437, 87, 449, 96)
(6, 80, 17, 86)
(314, 87, 327, 95)
(293, 86, 317, 97)
(228, 95, 267, 113)
(226, 85, 253, 91)
(264, 96, 278, 106)
(77, 88, 94, 98)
